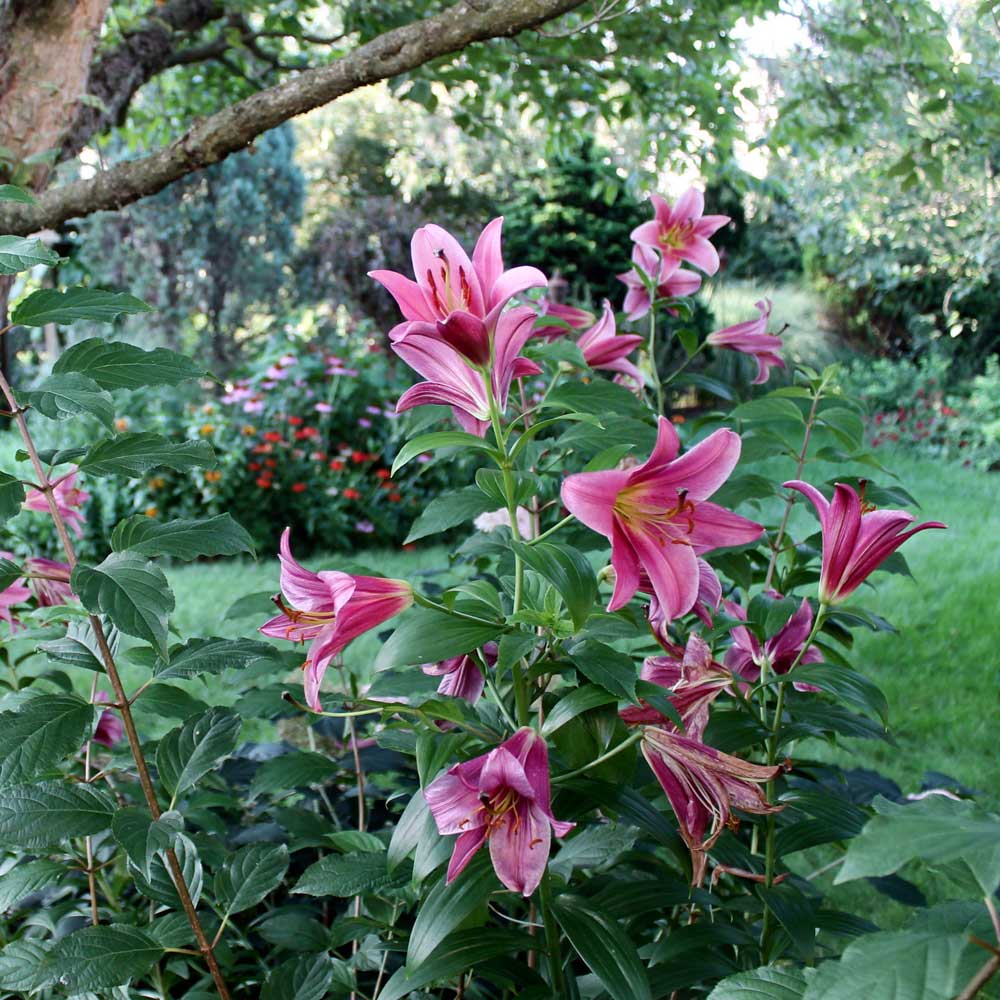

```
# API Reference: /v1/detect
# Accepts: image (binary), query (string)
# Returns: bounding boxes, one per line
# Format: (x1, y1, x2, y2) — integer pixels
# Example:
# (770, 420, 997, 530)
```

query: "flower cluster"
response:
(254, 193, 945, 901)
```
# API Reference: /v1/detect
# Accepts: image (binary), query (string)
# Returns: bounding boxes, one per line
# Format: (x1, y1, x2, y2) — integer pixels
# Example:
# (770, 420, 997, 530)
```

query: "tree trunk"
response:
(0, 0, 111, 188)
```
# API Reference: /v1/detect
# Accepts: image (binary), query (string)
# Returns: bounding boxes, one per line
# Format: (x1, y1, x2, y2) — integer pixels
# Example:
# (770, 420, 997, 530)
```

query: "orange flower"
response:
(671, 414, 686, 425)
(145, 506, 158, 517)
(204, 469, 222, 483)
(242, 424, 257, 436)
(148, 476, 166, 491)
(199, 424, 215, 435)
(114, 417, 130, 432)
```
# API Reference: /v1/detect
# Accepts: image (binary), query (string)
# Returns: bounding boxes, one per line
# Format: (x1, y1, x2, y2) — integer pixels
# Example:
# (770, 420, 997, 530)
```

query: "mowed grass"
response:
(166, 450, 999, 799)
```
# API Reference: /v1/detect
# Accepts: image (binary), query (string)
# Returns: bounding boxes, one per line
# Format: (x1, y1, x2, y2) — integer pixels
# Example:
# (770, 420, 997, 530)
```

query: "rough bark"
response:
(58, 0, 227, 162)
(0, 0, 111, 187)
(0, 0, 589, 236)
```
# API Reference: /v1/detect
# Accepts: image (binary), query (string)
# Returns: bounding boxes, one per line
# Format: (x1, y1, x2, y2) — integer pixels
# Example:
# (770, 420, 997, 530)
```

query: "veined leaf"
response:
(111, 513, 254, 559)
(155, 709, 241, 798)
(0, 472, 25, 526)
(0, 781, 114, 846)
(11, 288, 151, 327)
(152, 636, 281, 681)
(0, 235, 59, 275)
(374, 607, 502, 671)
(293, 851, 406, 897)
(0, 694, 94, 789)
(79, 433, 215, 478)
(22, 373, 114, 427)
(391, 431, 499, 476)
(53, 337, 205, 389)
(216, 843, 289, 915)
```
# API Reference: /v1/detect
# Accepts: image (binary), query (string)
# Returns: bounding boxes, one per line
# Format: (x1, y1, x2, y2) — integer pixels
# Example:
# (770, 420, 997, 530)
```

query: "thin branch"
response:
(0, 369, 232, 1000)
(2, 0, 589, 237)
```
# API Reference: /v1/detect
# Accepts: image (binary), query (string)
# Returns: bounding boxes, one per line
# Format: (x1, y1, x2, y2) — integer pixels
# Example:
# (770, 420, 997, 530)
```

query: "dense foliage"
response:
(1, 178, 996, 1000)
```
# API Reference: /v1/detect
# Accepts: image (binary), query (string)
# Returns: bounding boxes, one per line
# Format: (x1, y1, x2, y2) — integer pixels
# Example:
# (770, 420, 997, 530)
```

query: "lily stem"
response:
(760, 604, 827, 960)
(537, 870, 566, 995)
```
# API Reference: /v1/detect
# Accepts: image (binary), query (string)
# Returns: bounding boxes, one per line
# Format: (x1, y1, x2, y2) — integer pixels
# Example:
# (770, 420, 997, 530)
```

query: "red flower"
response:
(343, 488, 362, 500)
(264, 458, 277, 469)
(330, 460, 345, 472)
(288, 415, 304, 426)
(248, 461, 261, 472)
(291, 482, 307, 493)
(389, 492, 402, 502)
(351, 450, 367, 464)
(263, 431, 282, 443)
(256, 477, 271, 488)
(376, 468, 391, 479)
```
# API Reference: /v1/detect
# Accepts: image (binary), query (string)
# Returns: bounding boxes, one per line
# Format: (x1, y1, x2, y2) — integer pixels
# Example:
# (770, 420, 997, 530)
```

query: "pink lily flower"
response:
(784, 480, 946, 605)
(393, 306, 541, 437)
(534, 299, 594, 341)
(24, 556, 75, 607)
(617, 633, 781, 885)
(621, 633, 733, 735)
(370, 218, 547, 354)
(706, 299, 785, 385)
(639, 731, 782, 885)
(561, 416, 764, 621)
(259, 528, 413, 710)
(92, 691, 124, 748)
(723, 597, 823, 691)
(618, 245, 703, 322)
(630, 188, 730, 276)
(424, 727, 574, 896)
(23, 466, 90, 538)
(647, 557, 722, 634)
(0, 552, 31, 631)
(576, 300, 644, 386)
(422, 643, 498, 704)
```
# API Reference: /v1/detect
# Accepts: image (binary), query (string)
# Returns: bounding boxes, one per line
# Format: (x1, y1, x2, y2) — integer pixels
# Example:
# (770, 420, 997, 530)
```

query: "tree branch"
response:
(58, 0, 227, 162)
(3, 0, 588, 236)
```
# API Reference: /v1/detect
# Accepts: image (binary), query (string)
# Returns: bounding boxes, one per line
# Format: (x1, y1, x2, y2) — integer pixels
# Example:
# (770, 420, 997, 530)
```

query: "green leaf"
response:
(216, 843, 289, 916)
(408, 854, 495, 969)
(153, 636, 281, 681)
(836, 796, 1000, 896)
(0, 693, 95, 789)
(546, 378, 651, 420)
(731, 396, 805, 424)
(405, 486, 495, 543)
(514, 541, 597, 630)
(0, 859, 66, 912)
(0, 939, 52, 993)
(757, 884, 817, 961)
(0, 556, 19, 591)
(155, 709, 241, 799)
(802, 903, 992, 1000)
(0, 235, 59, 275)
(552, 894, 651, 1000)
(53, 338, 205, 389)
(129, 832, 202, 908)
(0, 780, 114, 846)
(707, 965, 807, 999)
(262, 955, 336, 1000)
(22, 372, 114, 428)
(111, 513, 254, 559)
(374, 607, 502, 672)
(72, 552, 174, 656)
(388, 792, 431, 872)
(569, 639, 638, 702)
(391, 431, 498, 476)
(79, 432, 215, 477)
(549, 823, 638, 879)
(38, 619, 119, 671)
(541, 684, 617, 737)
(293, 851, 405, 897)
(0, 471, 25, 526)
(112, 807, 183, 878)
(377, 929, 537, 1000)
(791, 662, 889, 722)
(677, 371, 736, 400)
(224, 589, 276, 619)
(43, 924, 163, 990)
(11, 288, 151, 327)
(250, 750, 338, 799)
(0, 184, 35, 203)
